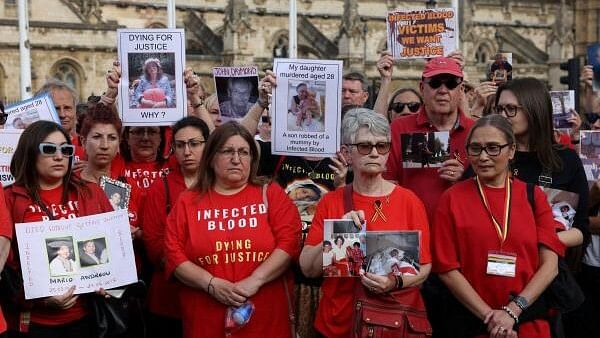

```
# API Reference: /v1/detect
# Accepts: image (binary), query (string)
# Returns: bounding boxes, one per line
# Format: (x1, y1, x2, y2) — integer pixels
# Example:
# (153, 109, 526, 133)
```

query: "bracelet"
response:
(501, 306, 519, 324)
(206, 276, 215, 295)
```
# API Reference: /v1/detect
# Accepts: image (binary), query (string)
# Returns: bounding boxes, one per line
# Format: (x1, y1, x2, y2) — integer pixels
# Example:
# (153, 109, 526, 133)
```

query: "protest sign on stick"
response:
(212, 66, 260, 122)
(4, 94, 60, 129)
(16, 210, 138, 299)
(387, 8, 457, 59)
(272, 58, 342, 157)
(118, 28, 186, 126)
(0, 129, 23, 186)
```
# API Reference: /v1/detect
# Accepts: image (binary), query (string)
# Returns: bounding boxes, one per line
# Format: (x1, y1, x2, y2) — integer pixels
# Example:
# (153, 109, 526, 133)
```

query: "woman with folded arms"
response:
(432, 115, 563, 338)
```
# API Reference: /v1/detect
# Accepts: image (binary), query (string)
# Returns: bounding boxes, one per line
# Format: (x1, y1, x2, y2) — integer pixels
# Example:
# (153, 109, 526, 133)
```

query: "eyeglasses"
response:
(173, 138, 206, 151)
(424, 77, 463, 90)
(129, 128, 160, 138)
(349, 142, 391, 155)
(390, 102, 421, 113)
(217, 148, 251, 159)
(494, 104, 522, 117)
(466, 143, 512, 157)
(39, 143, 75, 157)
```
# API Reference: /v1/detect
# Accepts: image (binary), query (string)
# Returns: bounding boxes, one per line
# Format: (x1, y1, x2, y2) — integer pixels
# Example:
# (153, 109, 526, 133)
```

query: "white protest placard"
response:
(272, 59, 342, 157)
(118, 28, 186, 126)
(212, 66, 260, 122)
(16, 210, 137, 299)
(0, 129, 23, 186)
(387, 8, 457, 59)
(4, 94, 60, 129)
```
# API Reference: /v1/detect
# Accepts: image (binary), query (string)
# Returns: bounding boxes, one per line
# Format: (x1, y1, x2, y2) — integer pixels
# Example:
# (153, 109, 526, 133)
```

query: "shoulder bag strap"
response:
(343, 184, 354, 214)
(273, 155, 286, 178)
(163, 175, 171, 214)
(526, 183, 535, 213)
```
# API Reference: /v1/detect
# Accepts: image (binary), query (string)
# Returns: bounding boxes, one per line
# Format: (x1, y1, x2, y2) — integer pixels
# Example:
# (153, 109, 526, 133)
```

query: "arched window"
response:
(147, 22, 167, 28)
(475, 44, 493, 64)
(272, 33, 289, 58)
(51, 60, 84, 99)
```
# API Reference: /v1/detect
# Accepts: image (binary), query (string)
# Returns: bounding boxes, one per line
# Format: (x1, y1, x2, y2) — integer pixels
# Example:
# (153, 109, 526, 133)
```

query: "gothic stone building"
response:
(0, 0, 585, 104)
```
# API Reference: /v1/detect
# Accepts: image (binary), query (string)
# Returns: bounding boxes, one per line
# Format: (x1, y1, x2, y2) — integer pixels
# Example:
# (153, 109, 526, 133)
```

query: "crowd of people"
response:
(0, 46, 597, 338)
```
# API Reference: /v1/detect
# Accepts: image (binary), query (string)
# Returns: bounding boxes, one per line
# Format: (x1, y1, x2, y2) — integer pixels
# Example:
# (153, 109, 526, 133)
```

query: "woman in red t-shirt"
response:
(300, 108, 432, 338)
(432, 115, 563, 338)
(141, 116, 210, 338)
(164, 121, 301, 338)
(4, 120, 113, 337)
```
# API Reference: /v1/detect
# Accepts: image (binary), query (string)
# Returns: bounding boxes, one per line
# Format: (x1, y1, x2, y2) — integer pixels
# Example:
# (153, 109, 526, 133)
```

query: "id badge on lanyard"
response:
(476, 175, 516, 278)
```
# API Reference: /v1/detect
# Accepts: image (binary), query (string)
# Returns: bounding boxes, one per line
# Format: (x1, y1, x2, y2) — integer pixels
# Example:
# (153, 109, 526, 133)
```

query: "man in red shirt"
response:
(384, 57, 474, 220)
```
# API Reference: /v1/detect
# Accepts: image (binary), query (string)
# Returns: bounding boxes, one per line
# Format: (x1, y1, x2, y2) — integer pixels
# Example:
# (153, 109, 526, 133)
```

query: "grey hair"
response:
(343, 72, 368, 91)
(341, 108, 390, 144)
(35, 78, 79, 106)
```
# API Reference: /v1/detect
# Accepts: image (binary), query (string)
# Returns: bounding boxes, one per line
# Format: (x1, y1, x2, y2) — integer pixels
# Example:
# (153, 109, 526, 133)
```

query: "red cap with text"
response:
(422, 57, 463, 78)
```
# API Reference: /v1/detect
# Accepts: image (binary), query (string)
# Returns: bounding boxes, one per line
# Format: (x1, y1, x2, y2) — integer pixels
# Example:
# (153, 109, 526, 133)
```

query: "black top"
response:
(511, 148, 590, 243)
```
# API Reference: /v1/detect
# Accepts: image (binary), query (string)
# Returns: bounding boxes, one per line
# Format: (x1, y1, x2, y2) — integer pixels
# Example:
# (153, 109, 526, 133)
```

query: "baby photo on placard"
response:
(365, 231, 420, 277)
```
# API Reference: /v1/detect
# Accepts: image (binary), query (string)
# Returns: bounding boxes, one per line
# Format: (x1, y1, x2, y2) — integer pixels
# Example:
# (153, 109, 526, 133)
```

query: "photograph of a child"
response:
(323, 219, 366, 277)
(285, 179, 328, 222)
(77, 237, 109, 268)
(100, 177, 131, 211)
(128, 53, 176, 109)
(365, 231, 420, 277)
(488, 52, 513, 83)
(287, 80, 326, 132)
(588, 43, 600, 91)
(45, 237, 78, 277)
(401, 131, 450, 168)
(214, 76, 259, 120)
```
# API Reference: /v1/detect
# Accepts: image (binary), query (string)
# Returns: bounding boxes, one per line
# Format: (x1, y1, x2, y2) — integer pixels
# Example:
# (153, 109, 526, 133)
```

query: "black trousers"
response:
(28, 317, 91, 338)
(563, 264, 600, 338)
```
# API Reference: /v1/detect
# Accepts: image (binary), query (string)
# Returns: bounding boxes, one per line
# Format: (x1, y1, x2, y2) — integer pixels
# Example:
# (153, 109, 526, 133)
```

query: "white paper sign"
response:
(212, 66, 260, 122)
(117, 28, 187, 126)
(387, 8, 457, 59)
(16, 210, 137, 299)
(0, 129, 23, 186)
(272, 58, 342, 157)
(4, 94, 60, 129)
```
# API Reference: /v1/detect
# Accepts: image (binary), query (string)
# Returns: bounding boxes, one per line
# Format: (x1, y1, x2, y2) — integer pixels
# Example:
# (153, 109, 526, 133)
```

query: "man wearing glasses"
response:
(384, 57, 474, 219)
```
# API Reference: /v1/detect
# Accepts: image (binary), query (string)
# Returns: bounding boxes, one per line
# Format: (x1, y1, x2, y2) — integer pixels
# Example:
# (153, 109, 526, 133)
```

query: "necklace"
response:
(303, 157, 325, 180)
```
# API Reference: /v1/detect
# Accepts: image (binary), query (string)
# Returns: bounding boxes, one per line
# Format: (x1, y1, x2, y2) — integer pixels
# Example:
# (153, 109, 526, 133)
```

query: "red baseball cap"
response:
(422, 57, 463, 78)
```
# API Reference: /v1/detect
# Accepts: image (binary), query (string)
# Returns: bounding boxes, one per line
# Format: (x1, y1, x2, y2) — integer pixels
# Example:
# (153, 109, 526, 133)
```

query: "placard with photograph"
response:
(213, 66, 259, 122)
(386, 8, 457, 60)
(488, 52, 513, 84)
(365, 231, 420, 276)
(272, 58, 342, 157)
(15, 210, 137, 299)
(322, 219, 366, 277)
(588, 43, 600, 92)
(539, 187, 579, 231)
(580, 130, 600, 185)
(550, 90, 575, 129)
(100, 176, 132, 211)
(0, 129, 23, 186)
(4, 94, 60, 129)
(118, 28, 186, 126)
(401, 131, 450, 168)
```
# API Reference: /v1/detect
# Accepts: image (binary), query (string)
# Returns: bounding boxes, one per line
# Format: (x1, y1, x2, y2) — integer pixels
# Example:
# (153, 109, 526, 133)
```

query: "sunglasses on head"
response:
(38, 143, 75, 157)
(390, 102, 421, 113)
(424, 77, 463, 90)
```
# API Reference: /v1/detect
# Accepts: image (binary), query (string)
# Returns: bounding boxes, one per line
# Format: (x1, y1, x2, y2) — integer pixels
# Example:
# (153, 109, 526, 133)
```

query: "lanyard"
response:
(475, 175, 511, 244)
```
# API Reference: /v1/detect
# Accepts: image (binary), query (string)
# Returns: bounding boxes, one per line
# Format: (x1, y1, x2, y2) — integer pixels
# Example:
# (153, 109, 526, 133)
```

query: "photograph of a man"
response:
(78, 238, 109, 267)
(216, 77, 258, 119)
(46, 237, 78, 276)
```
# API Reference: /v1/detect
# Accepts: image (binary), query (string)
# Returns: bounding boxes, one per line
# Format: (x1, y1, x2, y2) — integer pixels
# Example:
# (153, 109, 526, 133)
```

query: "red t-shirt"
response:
(432, 178, 564, 338)
(305, 185, 431, 338)
(0, 182, 13, 333)
(141, 168, 186, 318)
(21, 186, 87, 326)
(71, 134, 86, 163)
(384, 108, 474, 220)
(164, 183, 301, 338)
(118, 159, 171, 190)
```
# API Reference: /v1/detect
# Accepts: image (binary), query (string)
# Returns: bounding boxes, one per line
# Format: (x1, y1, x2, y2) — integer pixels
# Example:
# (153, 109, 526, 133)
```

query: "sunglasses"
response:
(390, 102, 421, 113)
(349, 142, 391, 155)
(39, 143, 75, 157)
(424, 77, 463, 90)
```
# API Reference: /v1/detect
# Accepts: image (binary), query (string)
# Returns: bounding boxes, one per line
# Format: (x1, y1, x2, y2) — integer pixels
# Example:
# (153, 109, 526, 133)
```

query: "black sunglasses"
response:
(424, 77, 463, 90)
(390, 102, 421, 113)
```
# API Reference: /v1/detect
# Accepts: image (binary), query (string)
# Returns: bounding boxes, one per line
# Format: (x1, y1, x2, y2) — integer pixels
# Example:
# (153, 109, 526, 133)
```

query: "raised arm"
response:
(240, 71, 275, 135)
(373, 51, 394, 117)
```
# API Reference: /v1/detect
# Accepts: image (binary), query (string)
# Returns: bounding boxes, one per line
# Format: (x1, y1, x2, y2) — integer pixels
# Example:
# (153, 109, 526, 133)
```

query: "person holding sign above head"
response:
(141, 116, 210, 338)
(299, 109, 431, 338)
(4, 120, 113, 337)
(132, 58, 175, 109)
(164, 121, 301, 338)
(432, 115, 563, 338)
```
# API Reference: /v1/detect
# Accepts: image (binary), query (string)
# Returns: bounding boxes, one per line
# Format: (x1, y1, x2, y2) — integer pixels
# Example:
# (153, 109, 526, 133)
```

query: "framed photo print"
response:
(99, 176, 131, 211)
